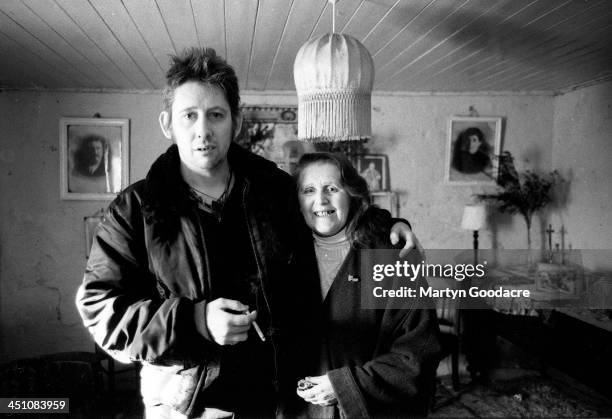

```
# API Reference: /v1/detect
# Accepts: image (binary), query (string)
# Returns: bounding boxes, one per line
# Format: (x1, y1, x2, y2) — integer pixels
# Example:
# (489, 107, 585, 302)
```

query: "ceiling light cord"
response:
(330, 0, 339, 34)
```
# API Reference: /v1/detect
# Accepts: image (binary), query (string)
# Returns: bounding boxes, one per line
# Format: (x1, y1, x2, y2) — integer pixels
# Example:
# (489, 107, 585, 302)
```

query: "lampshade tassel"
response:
(298, 92, 371, 141)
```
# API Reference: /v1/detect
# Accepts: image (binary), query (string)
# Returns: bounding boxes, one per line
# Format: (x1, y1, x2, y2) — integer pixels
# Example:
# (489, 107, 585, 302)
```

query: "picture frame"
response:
(371, 191, 398, 217)
(60, 117, 129, 200)
(535, 263, 581, 299)
(235, 106, 314, 174)
(357, 154, 388, 192)
(444, 116, 502, 185)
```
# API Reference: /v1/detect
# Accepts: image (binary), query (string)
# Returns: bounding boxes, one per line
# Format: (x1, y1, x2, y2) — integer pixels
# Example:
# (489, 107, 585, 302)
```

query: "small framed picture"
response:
(535, 263, 581, 299)
(60, 117, 129, 200)
(372, 191, 398, 217)
(357, 154, 388, 192)
(235, 106, 313, 175)
(445, 116, 502, 185)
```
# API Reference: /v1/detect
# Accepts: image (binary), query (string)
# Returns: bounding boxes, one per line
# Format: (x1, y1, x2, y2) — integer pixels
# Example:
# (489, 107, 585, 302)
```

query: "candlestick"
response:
(545, 224, 555, 263)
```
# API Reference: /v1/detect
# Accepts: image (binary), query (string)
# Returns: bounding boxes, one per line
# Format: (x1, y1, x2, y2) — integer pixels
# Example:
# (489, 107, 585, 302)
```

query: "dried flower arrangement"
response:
(234, 122, 275, 157)
(477, 151, 563, 250)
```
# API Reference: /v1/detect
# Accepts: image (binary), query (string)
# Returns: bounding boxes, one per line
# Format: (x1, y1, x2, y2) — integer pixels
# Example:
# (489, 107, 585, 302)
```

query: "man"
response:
(76, 47, 415, 418)
(73, 135, 107, 177)
(69, 134, 110, 193)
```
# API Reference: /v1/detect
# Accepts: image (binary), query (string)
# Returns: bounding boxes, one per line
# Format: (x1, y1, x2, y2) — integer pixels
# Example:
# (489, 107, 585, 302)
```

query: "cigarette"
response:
(245, 310, 266, 342)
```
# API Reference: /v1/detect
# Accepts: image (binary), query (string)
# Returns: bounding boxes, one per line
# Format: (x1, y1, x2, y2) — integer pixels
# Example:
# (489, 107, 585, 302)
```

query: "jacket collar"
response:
(141, 143, 279, 225)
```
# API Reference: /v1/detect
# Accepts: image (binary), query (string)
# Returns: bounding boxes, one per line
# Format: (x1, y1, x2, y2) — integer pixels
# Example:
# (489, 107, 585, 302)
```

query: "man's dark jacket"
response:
(76, 143, 320, 416)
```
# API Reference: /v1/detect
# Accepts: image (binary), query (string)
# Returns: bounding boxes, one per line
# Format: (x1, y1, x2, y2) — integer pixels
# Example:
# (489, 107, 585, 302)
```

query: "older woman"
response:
(294, 152, 440, 418)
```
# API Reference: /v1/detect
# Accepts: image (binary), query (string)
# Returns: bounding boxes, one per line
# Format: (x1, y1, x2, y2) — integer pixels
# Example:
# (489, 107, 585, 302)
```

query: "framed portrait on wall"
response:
(371, 191, 398, 217)
(444, 116, 502, 185)
(357, 154, 388, 192)
(235, 106, 314, 174)
(59, 117, 129, 200)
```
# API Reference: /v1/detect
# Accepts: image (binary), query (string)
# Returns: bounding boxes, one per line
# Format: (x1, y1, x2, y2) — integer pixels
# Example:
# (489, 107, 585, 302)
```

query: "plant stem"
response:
(526, 216, 532, 251)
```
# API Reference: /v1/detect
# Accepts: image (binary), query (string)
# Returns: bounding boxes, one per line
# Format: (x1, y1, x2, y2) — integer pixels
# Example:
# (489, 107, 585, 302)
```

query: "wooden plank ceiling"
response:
(0, 0, 610, 93)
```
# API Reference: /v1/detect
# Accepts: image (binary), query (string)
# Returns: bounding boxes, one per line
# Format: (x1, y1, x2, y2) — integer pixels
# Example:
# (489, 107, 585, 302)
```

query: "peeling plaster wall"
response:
(0, 89, 554, 361)
(0, 90, 295, 362)
(0, 91, 165, 362)
(371, 93, 554, 250)
(551, 82, 612, 268)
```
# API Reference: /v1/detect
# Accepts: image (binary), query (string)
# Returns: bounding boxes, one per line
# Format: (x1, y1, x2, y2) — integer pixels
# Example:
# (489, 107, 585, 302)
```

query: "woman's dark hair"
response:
(457, 127, 487, 153)
(294, 152, 390, 248)
(451, 127, 492, 174)
(162, 47, 241, 129)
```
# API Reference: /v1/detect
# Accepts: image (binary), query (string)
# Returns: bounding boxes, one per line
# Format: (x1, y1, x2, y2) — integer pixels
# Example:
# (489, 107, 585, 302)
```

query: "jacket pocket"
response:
(140, 363, 203, 413)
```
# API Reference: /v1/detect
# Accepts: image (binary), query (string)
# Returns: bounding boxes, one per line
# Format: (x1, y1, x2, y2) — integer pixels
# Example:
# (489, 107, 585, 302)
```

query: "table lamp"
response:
(461, 204, 487, 264)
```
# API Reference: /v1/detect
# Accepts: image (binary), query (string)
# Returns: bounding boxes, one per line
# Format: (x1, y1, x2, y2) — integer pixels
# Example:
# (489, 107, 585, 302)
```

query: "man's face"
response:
(88, 140, 104, 166)
(160, 81, 239, 177)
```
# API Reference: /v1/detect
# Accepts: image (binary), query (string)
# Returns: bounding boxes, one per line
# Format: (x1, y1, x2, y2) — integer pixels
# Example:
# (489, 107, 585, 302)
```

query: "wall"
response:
(551, 82, 612, 268)
(0, 91, 165, 362)
(0, 89, 554, 361)
(370, 93, 554, 250)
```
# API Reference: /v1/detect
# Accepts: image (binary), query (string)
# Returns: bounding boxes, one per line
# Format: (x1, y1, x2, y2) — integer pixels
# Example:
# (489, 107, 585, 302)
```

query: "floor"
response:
(98, 358, 612, 419)
(431, 342, 612, 418)
(432, 369, 612, 418)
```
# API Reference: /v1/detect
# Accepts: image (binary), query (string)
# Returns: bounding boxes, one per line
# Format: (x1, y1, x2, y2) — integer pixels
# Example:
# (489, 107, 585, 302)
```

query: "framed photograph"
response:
(445, 116, 502, 185)
(372, 191, 398, 217)
(357, 154, 388, 192)
(535, 263, 581, 299)
(235, 106, 314, 174)
(60, 117, 129, 200)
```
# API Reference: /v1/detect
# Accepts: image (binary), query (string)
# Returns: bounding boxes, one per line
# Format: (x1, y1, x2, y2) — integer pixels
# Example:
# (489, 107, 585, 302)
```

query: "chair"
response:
(0, 351, 106, 416)
(95, 343, 116, 395)
(94, 343, 140, 397)
(436, 294, 461, 390)
(429, 276, 461, 390)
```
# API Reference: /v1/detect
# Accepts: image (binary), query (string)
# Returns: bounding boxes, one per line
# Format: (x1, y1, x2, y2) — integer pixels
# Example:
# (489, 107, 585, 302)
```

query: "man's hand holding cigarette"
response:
(199, 298, 265, 345)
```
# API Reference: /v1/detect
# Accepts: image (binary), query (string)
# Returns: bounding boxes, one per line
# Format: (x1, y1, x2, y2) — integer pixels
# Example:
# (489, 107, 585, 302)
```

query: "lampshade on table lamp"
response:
(461, 205, 487, 264)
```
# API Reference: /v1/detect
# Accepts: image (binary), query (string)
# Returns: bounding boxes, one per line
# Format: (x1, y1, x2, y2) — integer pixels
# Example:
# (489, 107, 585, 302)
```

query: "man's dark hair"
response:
(163, 47, 241, 127)
(295, 152, 390, 248)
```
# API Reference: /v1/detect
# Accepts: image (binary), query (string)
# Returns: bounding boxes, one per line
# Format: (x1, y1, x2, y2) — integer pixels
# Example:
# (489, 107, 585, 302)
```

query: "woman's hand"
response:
(390, 222, 423, 257)
(296, 375, 337, 406)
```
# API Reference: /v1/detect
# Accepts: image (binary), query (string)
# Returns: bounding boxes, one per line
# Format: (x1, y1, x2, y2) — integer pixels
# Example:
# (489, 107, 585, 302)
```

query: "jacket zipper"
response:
(185, 208, 213, 417)
(194, 208, 212, 299)
(241, 180, 280, 394)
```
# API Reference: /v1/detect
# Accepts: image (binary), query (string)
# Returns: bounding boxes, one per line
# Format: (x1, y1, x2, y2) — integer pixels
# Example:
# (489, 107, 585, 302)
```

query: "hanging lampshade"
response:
(294, 33, 375, 142)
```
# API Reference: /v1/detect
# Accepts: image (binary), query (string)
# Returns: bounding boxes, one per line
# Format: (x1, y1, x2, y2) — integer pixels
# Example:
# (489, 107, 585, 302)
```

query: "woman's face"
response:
(298, 162, 351, 237)
(468, 134, 482, 154)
